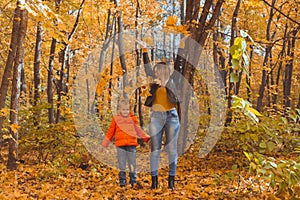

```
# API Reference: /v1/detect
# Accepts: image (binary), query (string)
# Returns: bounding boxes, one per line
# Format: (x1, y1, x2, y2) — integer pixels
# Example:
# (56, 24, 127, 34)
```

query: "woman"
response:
(142, 48, 181, 190)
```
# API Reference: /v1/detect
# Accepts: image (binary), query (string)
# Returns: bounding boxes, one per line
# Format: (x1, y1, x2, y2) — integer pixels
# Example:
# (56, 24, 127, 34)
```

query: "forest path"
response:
(0, 144, 277, 200)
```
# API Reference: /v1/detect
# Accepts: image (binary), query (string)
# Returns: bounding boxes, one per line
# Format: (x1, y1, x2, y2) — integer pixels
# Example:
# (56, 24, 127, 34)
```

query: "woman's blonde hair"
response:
(153, 62, 171, 76)
(154, 61, 170, 70)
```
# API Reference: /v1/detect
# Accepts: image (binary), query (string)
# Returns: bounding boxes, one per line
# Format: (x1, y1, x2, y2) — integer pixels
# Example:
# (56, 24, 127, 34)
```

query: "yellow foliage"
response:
(164, 16, 190, 35)
(0, 108, 10, 117)
(10, 123, 20, 133)
(166, 15, 178, 27)
(140, 86, 151, 97)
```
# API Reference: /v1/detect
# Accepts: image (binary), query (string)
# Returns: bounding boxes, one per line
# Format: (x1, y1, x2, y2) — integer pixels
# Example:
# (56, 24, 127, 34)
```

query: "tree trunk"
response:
(256, 0, 276, 112)
(180, 0, 185, 24)
(213, 17, 227, 94)
(268, 8, 285, 111)
(7, 6, 28, 170)
(108, 18, 117, 106)
(226, 0, 242, 124)
(267, 72, 271, 108)
(284, 27, 299, 110)
(85, 60, 90, 113)
(272, 23, 287, 111)
(115, 0, 127, 97)
(56, 0, 85, 123)
(178, 62, 194, 155)
(246, 45, 253, 102)
(33, 22, 43, 125)
(47, 0, 63, 124)
(213, 18, 226, 89)
(20, 62, 26, 96)
(99, 8, 113, 73)
(177, 0, 225, 154)
(47, 38, 56, 124)
(134, 0, 144, 129)
(0, 5, 21, 144)
(56, 45, 69, 123)
(91, 5, 114, 114)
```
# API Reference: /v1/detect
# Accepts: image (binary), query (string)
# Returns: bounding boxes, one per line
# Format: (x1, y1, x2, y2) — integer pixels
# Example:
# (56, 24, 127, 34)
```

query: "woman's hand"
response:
(154, 78, 162, 86)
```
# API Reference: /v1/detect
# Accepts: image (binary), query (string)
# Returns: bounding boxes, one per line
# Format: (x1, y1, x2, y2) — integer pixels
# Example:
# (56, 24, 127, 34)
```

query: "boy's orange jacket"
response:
(101, 112, 150, 147)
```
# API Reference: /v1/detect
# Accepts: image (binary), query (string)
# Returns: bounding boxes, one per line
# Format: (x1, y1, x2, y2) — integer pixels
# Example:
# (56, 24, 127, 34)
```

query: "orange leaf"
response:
(10, 124, 20, 133)
(166, 15, 178, 27)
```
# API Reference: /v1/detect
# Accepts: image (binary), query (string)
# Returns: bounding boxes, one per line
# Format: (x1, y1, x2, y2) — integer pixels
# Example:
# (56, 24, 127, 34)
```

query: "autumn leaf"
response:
(165, 15, 178, 27)
(140, 87, 151, 97)
(176, 25, 190, 35)
(10, 124, 20, 133)
(0, 108, 10, 117)
(248, 107, 262, 117)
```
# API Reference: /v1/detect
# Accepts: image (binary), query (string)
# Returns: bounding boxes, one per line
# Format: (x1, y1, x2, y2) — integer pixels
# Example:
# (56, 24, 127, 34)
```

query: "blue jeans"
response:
(117, 146, 137, 185)
(149, 108, 180, 176)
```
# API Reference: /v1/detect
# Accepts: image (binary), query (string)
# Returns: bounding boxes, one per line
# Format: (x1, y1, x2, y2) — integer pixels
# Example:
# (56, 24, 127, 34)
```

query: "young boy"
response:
(101, 99, 150, 187)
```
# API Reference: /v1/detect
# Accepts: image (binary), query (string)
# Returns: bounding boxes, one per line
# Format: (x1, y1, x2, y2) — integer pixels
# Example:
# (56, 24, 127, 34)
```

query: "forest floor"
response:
(0, 142, 288, 200)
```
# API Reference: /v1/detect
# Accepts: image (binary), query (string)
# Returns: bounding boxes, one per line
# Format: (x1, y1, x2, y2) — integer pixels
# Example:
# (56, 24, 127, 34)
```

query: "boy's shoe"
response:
(120, 179, 126, 188)
(130, 180, 136, 187)
(168, 175, 175, 190)
(151, 176, 158, 189)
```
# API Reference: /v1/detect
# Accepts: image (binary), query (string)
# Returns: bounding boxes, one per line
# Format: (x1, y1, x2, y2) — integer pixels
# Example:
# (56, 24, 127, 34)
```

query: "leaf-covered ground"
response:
(0, 144, 285, 199)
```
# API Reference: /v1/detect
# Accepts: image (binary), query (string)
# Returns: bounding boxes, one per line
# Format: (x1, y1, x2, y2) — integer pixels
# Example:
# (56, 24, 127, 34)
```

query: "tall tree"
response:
(256, 0, 276, 112)
(272, 18, 287, 111)
(213, 18, 226, 93)
(134, 0, 144, 128)
(177, 0, 225, 154)
(226, 0, 242, 124)
(0, 4, 21, 145)
(47, 37, 56, 124)
(7, 3, 28, 170)
(283, 25, 300, 111)
(47, 0, 62, 124)
(91, 2, 114, 114)
(114, 0, 128, 96)
(33, 22, 43, 125)
(55, 0, 85, 123)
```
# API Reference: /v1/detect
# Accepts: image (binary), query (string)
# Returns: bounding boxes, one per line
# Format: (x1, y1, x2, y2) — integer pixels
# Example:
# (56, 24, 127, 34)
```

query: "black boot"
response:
(168, 175, 175, 190)
(151, 176, 158, 189)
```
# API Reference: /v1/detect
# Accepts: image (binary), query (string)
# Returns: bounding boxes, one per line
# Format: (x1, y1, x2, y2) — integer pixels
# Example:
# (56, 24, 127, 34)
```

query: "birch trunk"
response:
(7, 5, 28, 170)
(0, 5, 21, 144)
(33, 22, 43, 125)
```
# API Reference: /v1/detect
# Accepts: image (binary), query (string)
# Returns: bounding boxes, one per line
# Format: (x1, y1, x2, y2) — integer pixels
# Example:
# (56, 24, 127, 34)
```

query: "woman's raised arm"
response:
(142, 48, 155, 78)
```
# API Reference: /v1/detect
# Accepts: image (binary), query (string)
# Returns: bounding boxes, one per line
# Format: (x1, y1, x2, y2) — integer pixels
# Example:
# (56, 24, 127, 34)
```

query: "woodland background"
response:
(0, 0, 299, 199)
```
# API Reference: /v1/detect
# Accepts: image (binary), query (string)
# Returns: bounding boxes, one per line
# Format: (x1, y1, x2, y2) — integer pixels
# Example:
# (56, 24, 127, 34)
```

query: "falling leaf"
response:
(166, 15, 178, 27)
(140, 88, 151, 97)
(10, 124, 20, 133)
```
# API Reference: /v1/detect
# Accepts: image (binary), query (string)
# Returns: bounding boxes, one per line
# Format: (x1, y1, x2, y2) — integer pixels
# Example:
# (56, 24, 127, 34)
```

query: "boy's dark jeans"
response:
(117, 146, 137, 186)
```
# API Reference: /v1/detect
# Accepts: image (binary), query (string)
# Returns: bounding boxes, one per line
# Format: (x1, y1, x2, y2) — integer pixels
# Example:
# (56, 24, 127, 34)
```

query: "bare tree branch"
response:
(262, 0, 300, 26)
